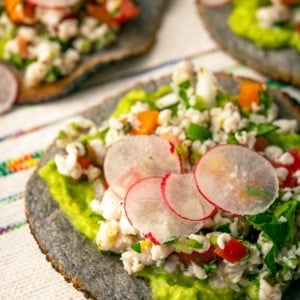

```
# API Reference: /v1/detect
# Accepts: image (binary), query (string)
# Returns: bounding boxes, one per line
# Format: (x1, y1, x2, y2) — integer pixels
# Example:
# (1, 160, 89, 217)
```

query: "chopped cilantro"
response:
(259, 89, 273, 115)
(247, 123, 279, 136)
(131, 241, 142, 253)
(217, 223, 231, 233)
(58, 130, 67, 139)
(179, 80, 191, 90)
(186, 123, 212, 141)
(187, 239, 203, 249)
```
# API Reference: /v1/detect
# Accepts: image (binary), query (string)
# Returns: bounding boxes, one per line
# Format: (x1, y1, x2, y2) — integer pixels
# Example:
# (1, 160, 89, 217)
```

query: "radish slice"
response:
(194, 145, 279, 216)
(25, 0, 80, 9)
(104, 135, 181, 199)
(124, 176, 203, 244)
(0, 63, 18, 114)
(201, 0, 230, 7)
(162, 173, 216, 221)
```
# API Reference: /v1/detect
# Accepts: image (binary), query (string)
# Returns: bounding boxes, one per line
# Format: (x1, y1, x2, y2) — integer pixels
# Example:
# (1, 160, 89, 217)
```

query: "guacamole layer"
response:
(229, 0, 300, 51)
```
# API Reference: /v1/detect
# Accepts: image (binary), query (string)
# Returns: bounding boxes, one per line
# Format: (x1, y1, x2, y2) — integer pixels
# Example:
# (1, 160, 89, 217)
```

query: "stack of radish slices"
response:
(104, 135, 279, 244)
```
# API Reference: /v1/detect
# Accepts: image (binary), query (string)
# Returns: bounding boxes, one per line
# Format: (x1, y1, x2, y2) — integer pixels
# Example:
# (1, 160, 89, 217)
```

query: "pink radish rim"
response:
(103, 135, 182, 199)
(201, 0, 230, 8)
(25, 0, 78, 10)
(123, 175, 162, 227)
(161, 173, 216, 221)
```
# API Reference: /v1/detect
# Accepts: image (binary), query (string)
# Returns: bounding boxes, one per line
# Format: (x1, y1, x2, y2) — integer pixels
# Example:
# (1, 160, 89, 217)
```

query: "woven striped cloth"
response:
(1, 1, 300, 299)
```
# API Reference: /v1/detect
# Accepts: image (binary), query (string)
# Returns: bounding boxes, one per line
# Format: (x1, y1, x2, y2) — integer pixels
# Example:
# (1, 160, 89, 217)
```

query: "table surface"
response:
(1, 1, 300, 299)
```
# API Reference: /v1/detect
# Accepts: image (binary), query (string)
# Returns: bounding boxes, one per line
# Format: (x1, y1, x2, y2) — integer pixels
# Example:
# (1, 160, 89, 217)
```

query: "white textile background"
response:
(1, 1, 299, 299)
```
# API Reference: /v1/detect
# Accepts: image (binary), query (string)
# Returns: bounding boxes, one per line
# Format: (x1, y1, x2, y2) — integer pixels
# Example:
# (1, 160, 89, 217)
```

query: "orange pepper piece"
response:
(238, 81, 262, 111)
(5, 0, 36, 24)
(132, 110, 159, 135)
(17, 36, 29, 57)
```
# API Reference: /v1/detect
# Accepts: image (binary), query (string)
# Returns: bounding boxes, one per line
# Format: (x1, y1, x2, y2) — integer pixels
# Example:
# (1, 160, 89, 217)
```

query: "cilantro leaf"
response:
(247, 200, 299, 246)
(264, 246, 279, 275)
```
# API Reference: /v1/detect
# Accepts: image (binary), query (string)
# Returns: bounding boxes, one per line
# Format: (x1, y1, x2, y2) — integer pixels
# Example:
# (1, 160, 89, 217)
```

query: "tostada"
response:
(197, 0, 300, 87)
(0, 0, 164, 104)
(26, 61, 300, 299)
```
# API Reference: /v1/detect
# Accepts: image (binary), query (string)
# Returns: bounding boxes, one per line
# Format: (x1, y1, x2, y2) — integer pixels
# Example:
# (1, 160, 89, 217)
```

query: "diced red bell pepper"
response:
(214, 238, 248, 263)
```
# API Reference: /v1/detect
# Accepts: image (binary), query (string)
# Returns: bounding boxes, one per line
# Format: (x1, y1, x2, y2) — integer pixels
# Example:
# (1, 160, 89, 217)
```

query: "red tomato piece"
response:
(287, 148, 300, 172)
(214, 238, 248, 263)
(272, 148, 300, 188)
(77, 156, 92, 169)
(114, 0, 140, 24)
(254, 136, 269, 152)
(178, 245, 217, 267)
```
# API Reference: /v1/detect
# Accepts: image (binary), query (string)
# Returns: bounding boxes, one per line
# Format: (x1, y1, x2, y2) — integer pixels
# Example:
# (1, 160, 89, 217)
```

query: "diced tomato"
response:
(178, 245, 217, 267)
(287, 148, 300, 172)
(272, 148, 300, 188)
(254, 136, 269, 152)
(113, 0, 140, 24)
(77, 156, 92, 169)
(296, 24, 300, 34)
(17, 36, 29, 58)
(86, 2, 118, 27)
(214, 238, 248, 263)
(86, 0, 139, 26)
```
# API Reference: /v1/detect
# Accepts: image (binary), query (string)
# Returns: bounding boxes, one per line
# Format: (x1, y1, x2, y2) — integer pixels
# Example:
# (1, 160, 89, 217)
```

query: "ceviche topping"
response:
(0, 0, 139, 86)
(40, 60, 300, 300)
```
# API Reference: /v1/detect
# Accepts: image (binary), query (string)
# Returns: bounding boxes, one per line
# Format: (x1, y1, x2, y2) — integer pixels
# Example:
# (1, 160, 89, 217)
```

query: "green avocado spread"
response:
(39, 160, 101, 241)
(229, 0, 300, 51)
